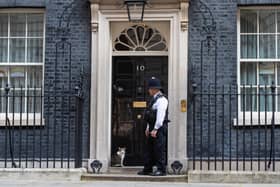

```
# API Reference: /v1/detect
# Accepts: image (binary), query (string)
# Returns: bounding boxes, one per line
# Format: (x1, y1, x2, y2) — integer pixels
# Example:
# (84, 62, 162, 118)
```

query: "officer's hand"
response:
(150, 129, 157, 138)
(145, 129, 150, 137)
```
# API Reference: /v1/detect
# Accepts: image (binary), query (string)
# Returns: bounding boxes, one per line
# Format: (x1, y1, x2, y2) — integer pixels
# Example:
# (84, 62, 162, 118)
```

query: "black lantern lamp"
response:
(124, 0, 147, 22)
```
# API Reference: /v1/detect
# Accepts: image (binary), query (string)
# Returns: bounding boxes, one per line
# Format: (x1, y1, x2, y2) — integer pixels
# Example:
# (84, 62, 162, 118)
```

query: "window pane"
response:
(27, 66, 42, 88)
(241, 35, 257, 58)
(27, 90, 41, 113)
(241, 10, 257, 33)
(278, 35, 280, 58)
(0, 14, 8, 37)
(0, 67, 8, 88)
(10, 14, 26, 37)
(278, 88, 280, 111)
(241, 87, 257, 111)
(27, 39, 43, 62)
(9, 90, 26, 113)
(259, 63, 275, 85)
(0, 39, 8, 62)
(10, 67, 25, 88)
(148, 42, 167, 51)
(277, 63, 280, 86)
(27, 14, 44, 37)
(277, 11, 280, 33)
(127, 28, 137, 46)
(9, 39, 25, 62)
(241, 63, 257, 85)
(259, 10, 276, 33)
(260, 88, 272, 112)
(0, 90, 5, 112)
(259, 35, 276, 58)
(146, 34, 162, 48)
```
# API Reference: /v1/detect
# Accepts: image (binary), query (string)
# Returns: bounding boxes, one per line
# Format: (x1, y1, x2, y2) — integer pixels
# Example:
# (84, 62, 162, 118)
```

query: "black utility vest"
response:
(145, 93, 168, 132)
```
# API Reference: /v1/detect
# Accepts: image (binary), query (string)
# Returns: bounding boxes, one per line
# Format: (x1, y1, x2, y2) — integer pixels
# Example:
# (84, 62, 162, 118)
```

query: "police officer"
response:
(138, 77, 168, 176)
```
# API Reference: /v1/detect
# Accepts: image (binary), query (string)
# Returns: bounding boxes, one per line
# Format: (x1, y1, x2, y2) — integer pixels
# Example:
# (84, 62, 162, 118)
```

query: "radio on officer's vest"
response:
(144, 108, 157, 127)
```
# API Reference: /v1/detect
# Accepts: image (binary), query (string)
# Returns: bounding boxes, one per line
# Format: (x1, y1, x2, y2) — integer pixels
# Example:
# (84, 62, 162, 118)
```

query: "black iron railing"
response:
(0, 85, 84, 168)
(190, 83, 280, 171)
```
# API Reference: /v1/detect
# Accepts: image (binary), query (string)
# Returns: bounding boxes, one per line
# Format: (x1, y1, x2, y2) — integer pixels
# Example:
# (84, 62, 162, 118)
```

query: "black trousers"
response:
(143, 125, 167, 173)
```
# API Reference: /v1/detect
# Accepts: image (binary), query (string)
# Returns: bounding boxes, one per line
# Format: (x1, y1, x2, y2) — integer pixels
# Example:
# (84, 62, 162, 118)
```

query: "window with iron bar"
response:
(0, 9, 45, 126)
(237, 7, 280, 125)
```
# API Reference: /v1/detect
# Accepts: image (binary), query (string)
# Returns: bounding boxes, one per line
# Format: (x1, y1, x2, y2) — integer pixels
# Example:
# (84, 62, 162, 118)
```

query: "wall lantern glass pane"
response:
(124, 0, 147, 22)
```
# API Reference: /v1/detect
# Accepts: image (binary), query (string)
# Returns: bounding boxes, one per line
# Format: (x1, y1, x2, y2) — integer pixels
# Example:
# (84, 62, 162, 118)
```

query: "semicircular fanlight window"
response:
(114, 25, 168, 52)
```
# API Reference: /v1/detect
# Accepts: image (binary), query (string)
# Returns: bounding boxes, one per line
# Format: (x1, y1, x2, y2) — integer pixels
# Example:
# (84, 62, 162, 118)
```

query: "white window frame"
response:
(237, 7, 280, 126)
(0, 9, 45, 126)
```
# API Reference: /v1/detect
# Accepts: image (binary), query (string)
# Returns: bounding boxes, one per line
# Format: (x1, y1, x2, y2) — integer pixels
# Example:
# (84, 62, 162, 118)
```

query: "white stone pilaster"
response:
(88, 2, 111, 173)
(167, 0, 189, 174)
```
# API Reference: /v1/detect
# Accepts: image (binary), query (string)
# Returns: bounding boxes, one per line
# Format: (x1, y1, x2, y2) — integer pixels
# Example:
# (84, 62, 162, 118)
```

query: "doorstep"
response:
(81, 167, 187, 182)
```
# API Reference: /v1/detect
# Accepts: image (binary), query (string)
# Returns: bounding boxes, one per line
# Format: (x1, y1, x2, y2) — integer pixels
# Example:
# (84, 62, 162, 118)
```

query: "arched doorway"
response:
(111, 24, 168, 166)
(88, 4, 189, 172)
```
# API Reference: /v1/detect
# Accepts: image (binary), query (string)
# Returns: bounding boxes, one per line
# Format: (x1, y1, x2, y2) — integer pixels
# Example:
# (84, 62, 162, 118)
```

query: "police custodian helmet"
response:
(147, 77, 162, 89)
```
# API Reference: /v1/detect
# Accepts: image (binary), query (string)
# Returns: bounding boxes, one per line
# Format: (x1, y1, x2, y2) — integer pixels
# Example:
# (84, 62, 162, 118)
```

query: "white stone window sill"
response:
(233, 112, 280, 126)
(0, 114, 45, 127)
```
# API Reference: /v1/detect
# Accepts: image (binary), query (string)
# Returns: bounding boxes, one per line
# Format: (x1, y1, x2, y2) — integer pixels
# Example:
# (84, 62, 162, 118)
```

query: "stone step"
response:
(81, 173, 187, 182)
(108, 166, 142, 174)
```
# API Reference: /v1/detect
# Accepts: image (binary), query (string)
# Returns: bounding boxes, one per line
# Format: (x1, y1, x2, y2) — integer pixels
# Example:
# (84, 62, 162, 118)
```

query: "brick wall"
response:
(187, 0, 280, 162)
(0, 0, 91, 166)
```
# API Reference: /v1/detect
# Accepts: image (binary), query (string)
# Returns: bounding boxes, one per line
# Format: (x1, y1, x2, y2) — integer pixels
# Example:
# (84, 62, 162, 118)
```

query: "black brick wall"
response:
(0, 0, 91, 165)
(187, 0, 280, 161)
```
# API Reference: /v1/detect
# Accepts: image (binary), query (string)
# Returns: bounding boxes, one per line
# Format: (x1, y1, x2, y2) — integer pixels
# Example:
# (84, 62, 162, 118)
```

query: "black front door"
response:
(111, 56, 168, 166)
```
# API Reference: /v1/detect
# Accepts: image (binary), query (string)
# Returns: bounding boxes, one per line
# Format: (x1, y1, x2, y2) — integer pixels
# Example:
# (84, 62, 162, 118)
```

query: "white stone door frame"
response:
(89, 2, 189, 173)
